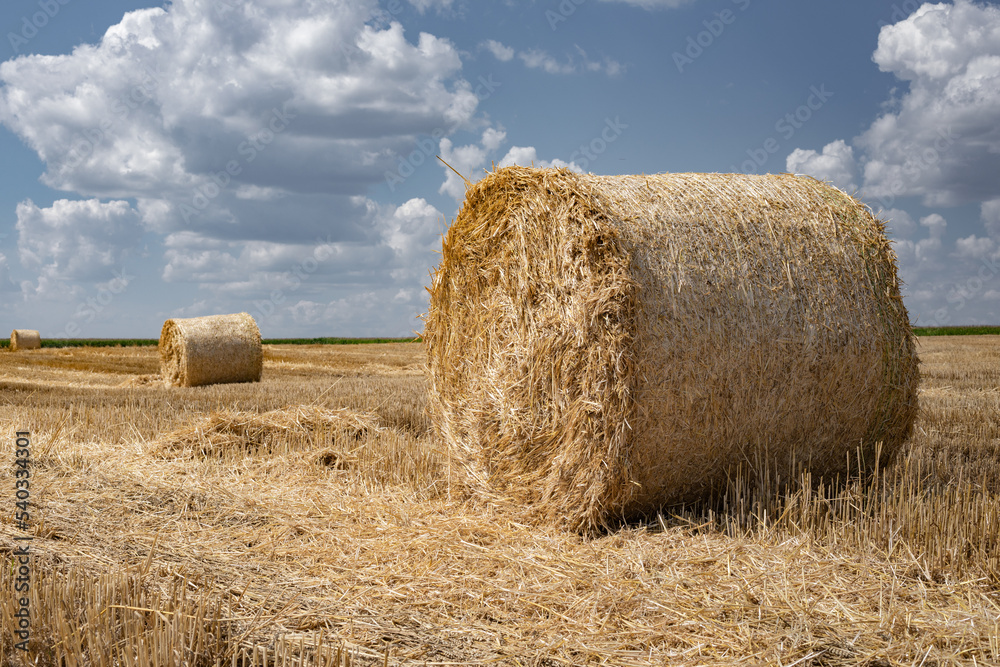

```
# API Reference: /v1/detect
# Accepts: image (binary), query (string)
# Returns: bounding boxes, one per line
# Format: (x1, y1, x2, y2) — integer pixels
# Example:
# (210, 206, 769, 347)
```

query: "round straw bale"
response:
(159, 313, 262, 387)
(424, 166, 919, 531)
(10, 329, 41, 351)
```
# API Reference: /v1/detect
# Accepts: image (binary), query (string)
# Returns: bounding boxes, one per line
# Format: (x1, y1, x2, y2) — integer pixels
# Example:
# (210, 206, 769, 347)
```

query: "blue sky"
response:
(1, 0, 999, 338)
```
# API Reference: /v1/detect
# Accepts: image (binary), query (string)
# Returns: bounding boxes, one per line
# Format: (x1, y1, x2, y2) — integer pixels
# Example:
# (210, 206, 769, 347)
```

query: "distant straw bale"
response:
(424, 166, 920, 532)
(159, 312, 262, 387)
(10, 329, 41, 351)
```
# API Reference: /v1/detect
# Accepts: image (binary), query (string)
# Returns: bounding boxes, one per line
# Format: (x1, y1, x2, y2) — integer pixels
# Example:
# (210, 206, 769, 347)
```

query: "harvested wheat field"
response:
(1, 338, 1000, 666)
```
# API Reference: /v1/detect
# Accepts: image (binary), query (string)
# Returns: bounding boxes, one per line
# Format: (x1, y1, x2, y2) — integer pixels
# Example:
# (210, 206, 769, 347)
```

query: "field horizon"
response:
(0, 336, 423, 349)
(1, 325, 999, 349)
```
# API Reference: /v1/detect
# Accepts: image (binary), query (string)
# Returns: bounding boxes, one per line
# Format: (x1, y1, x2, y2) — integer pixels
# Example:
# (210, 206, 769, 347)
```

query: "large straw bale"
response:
(424, 166, 920, 531)
(10, 329, 41, 351)
(159, 312, 262, 387)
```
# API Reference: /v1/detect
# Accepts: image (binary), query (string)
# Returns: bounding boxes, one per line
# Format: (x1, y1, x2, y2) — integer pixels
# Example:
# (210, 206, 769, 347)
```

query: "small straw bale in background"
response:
(424, 166, 920, 532)
(10, 329, 41, 351)
(159, 312, 262, 387)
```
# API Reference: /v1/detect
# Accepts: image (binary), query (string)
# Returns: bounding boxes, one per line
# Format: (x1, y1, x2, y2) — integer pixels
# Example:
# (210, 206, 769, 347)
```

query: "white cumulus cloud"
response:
(16, 199, 142, 299)
(783, 1, 1000, 327)
(860, 0, 1000, 207)
(437, 128, 504, 199)
(786, 140, 859, 194)
(0, 0, 474, 241)
(516, 46, 623, 76)
(881, 207, 918, 237)
(785, 1, 1000, 209)
(497, 146, 583, 173)
(0, 0, 476, 333)
(481, 39, 514, 61)
(481, 41, 623, 77)
(437, 129, 584, 201)
(405, 0, 457, 13)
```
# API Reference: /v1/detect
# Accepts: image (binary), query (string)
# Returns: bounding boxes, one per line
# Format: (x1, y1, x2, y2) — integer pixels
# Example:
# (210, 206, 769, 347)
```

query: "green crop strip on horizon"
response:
(263, 337, 422, 345)
(0, 337, 422, 348)
(912, 326, 1000, 336)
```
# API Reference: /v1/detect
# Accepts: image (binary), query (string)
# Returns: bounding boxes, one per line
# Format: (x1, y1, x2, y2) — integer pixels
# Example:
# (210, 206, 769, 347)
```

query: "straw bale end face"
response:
(424, 166, 920, 532)
(159, 312, 263, 387)
(10, 329, 41, 351)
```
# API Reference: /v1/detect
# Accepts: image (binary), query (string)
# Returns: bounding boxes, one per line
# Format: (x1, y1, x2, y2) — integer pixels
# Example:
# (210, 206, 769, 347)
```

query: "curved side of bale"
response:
(594, 173, 919, 517)
(159, 313, 262, 387)
(10, 329, 41, 351)
(424, 166, 919, 532)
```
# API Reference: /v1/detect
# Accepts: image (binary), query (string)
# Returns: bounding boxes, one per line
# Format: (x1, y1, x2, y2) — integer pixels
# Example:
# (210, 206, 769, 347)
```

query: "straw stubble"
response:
(425, 166, 920, 532)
